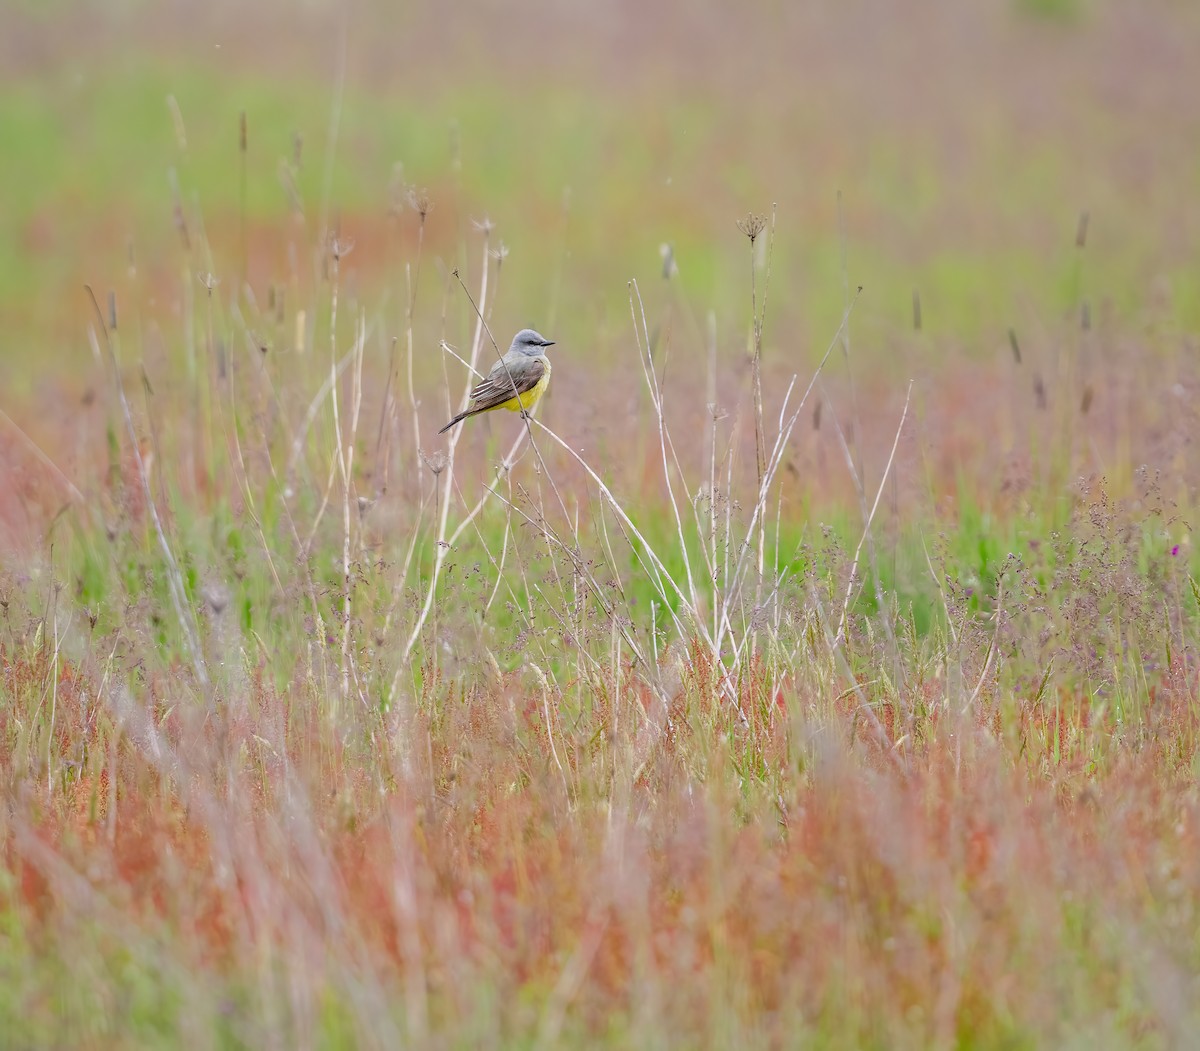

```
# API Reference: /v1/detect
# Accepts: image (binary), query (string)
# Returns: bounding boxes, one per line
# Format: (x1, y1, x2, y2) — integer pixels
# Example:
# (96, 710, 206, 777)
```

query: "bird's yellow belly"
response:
(499, 360, 551, 413)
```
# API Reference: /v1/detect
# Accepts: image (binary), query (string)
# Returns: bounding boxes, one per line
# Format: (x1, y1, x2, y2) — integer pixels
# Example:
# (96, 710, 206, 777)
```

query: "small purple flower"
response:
(1171, 545, 1180, 557)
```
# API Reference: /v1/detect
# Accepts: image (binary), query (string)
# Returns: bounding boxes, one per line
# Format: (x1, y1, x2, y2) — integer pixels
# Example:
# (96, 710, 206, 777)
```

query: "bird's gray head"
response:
(510, 328, 555, 355)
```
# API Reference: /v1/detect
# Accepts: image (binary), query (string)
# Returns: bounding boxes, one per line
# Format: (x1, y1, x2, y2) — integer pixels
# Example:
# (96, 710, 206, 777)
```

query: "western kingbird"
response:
(439, 328, 555, 434)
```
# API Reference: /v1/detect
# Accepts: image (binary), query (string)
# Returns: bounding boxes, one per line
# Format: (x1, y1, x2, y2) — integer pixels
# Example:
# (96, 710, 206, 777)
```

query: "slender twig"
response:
(85, 286, 207, 689)
(836, 381, 914, 647)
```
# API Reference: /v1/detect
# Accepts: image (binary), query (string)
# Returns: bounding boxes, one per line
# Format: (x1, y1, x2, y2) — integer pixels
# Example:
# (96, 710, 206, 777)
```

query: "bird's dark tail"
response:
(438, 409, 473, 435)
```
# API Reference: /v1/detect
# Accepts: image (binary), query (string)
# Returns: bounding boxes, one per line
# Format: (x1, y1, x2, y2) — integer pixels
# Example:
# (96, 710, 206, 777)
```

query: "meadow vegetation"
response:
(1, 2, 1199, 1047)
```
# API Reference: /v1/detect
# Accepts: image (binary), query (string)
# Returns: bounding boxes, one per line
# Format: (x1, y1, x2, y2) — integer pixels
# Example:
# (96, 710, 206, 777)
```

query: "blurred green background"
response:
(4, 0, 1199, 373)
(2, 0, 1199, 538)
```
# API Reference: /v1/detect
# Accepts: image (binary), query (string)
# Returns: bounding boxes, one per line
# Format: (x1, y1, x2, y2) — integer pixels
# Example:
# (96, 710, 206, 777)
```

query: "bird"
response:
(439, 328, 555, 434)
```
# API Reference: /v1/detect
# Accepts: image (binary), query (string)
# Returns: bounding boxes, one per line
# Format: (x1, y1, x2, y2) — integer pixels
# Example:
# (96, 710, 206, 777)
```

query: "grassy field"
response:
(2, 2, 1200, 1047)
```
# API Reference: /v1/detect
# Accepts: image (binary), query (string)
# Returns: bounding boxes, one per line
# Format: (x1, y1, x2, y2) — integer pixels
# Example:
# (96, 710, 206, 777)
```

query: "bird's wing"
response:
(468, 355, 546, 411)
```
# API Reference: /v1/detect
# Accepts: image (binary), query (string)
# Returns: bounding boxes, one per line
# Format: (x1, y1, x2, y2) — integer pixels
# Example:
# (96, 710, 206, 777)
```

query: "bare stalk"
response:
(85, 286, 208, 689)
(835, 381, 914, 646)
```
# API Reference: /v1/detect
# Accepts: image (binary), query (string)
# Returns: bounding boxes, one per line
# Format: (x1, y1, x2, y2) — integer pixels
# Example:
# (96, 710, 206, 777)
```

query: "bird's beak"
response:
(542, 340, 555, 347)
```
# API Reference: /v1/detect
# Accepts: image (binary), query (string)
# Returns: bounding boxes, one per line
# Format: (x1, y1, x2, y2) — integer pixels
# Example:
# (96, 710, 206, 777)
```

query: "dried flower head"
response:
(737, 213, 767, 243)
(407, 187, 432, 222)
(420, 449, 448, 476)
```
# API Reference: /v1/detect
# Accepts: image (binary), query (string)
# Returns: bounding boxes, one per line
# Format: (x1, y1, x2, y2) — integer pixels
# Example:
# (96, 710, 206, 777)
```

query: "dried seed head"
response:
(197, 272, 220, 294)
(420, 449, 448, 476)
(737, 213, 767, 243)
(407, 186, 431, 222)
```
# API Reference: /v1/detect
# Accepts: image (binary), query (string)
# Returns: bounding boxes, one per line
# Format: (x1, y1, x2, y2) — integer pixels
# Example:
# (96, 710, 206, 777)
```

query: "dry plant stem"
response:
(609, 607, 621, 784)
(375, 335, 397, 492)
(0, 408, 86, 506)
(477, 477, 650, 684)
(628, 284, 856, 708)
(452, 485, 618, 761)
(963, 578, 1005, 715)
(530, 421, 693, 631)
(286, 323, 375, 482)
(710, 296, 860, 663)
(532, 662, 570, 802)
(395, 233, 493, 675)
(835, 380, 914, 647)
(405, 214, 427, 466)
(86, 287, 208, 690)
(526, 419, 738, 716)
(305, 370, 354, 552)
(752, 208, 778, 650)
(437, 340, 485, 382)
(188, 213, 223, 488)
(451, 474, 527, 633)
(252, 380, 335, 691)
(483, 473, 516, 617)
(818, 379, 908, 717)
(445, 429, 529, 550)
(749, 233, 765, 496)
(332, 306, 366, 706)
(377, 409, 525, 650)
(809, 583, 905, 767)
(528, 472, 572, 625)
(831, 197, 905, 693)
(920, 527, 959, 647)
(629, 280, 700, 613)
(44, 592, 66, 798)
(223, 312, 284, 594)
